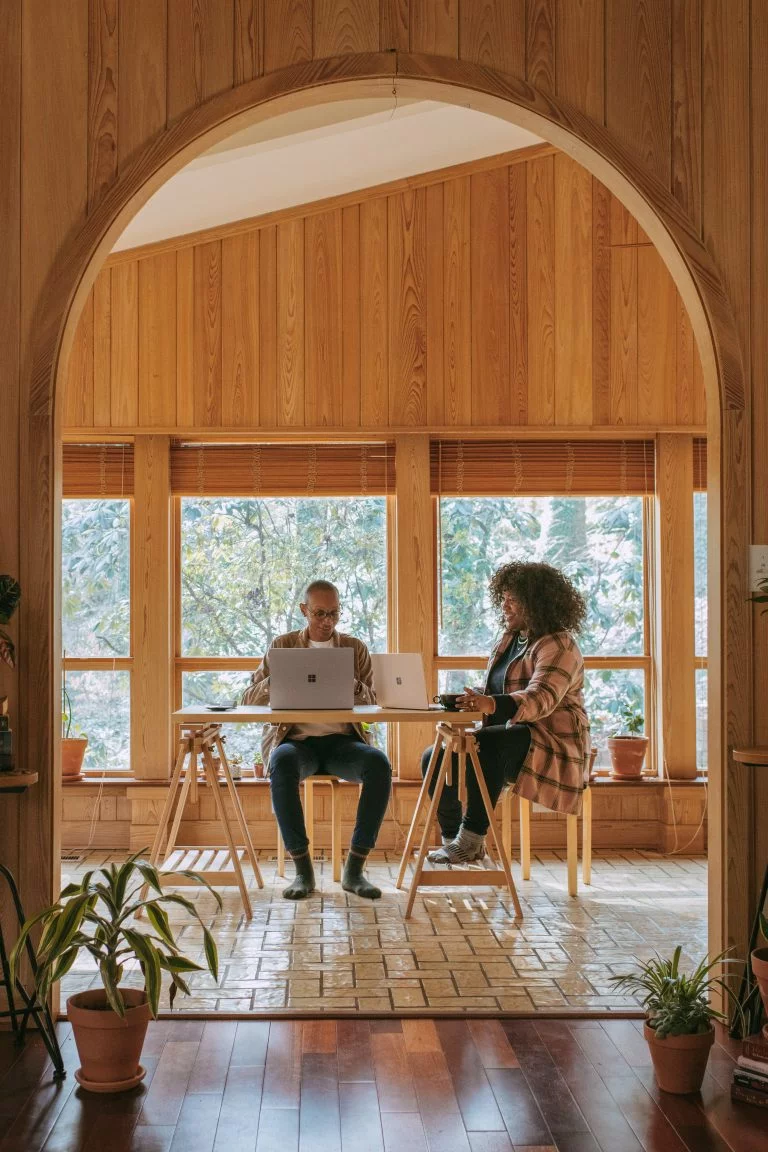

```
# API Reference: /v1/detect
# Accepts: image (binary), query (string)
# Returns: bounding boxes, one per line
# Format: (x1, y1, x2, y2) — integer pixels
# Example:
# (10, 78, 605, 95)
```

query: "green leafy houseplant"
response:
(615, 703, 644, 737)
(610, 946, 742, 1093)
(0, 575, 21, 668)
(750, 911, 768, 1025)
(10, 852, 223, 1091)
(607, 703, 648, 777)
(748, 575, 768, 614)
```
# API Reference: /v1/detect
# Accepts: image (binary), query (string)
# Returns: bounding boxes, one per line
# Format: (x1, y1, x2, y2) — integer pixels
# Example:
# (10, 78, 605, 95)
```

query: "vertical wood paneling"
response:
(638, 246, 676, 423)
(526, 0, 555, 93)
(509, 163, 527, 424)
(379, 0, 409, 51)
(167, 0, 234, 120)
(259, 225, 278, 425)
(459, 0, 525, 77)
(176, 247, 194, 425)
(342, 205, 361, 426)
(470, 167, 510, 424)
(607, 0, 672, 187)
(234, 0, 264, 82)
(92, 268, 112, 426)
(139, 253, 177, 426)
(277, 218, 305, 425)
(675, 294, 696, 424)
(65, 294, 94, 429)
(555, 0, 604, 119)
(410, 0, 458, 55)
(672, 0, 701, 230)
(110, 263, 139, 425)
(592, 180, 611, 423)
(132, 436, 172, 779)
(264, 0, 312, 71)
(313, 0, 378, 56)
(0, 0, 19, 947)
(388, 190, 427, 425)
(193, 241, 223, 426)
(443, 176, 471, 426)
(526, 155, 555, 424)
(554, 156, 592, 425)
(305, 210, 343, 426)
(87, 0, 118, 209)
(360, 198, 389, 426)
(222, 231, 260, 427)
(426, 183, 444, 425)
(117, 0, 166, 169)
(610, 245, 638, 426)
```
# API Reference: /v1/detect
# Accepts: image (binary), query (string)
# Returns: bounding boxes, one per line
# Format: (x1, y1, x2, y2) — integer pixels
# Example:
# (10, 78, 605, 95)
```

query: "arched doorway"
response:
(28, 55, 740, 965)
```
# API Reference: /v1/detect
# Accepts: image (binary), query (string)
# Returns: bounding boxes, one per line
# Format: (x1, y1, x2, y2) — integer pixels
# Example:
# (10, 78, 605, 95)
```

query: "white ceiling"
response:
(113, 100, 543, 252)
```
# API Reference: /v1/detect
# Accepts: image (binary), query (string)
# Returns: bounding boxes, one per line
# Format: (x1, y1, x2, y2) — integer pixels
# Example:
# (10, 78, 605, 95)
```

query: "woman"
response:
(424, 561, 590, 864)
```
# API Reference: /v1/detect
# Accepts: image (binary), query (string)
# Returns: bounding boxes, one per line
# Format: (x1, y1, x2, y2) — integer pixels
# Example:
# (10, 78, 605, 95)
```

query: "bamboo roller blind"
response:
(430, 440, 657, 496)
(62, 444, 135, 496)
(693, 438, 707, 491)
(169, 443, 396, 496)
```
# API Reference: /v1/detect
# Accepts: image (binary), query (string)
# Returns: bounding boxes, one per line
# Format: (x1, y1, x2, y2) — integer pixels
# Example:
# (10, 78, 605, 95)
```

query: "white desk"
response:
(172, 705, 482, 725)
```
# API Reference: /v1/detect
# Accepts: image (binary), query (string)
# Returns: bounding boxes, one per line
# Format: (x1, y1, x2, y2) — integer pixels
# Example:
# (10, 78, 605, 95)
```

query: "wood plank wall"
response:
(62, 151, 705, 435)
(2, 0, 763, 968)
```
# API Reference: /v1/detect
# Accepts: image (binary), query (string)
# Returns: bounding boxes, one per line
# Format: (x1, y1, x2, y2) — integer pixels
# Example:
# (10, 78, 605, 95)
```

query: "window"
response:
(177, 496, 389, 761)
(61, 499, 131, 772)
(437, 496, 648, 771)
(694, 491, 708, 772)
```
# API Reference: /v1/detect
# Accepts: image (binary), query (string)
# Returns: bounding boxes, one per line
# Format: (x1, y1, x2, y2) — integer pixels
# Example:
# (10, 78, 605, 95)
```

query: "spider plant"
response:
(9, 850, 223, 1017)
(610, 946, 743, 1038)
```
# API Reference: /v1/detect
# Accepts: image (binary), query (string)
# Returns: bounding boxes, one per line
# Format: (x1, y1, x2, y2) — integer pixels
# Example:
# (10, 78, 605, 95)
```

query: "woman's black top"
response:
(485, 632, 528, 724)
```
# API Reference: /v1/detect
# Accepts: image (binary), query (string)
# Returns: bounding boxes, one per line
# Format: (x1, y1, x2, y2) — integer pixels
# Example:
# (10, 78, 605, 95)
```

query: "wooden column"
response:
(393, 436, 434, 779)
(655, 434, 697, 779)
(132, 436, 172, 778)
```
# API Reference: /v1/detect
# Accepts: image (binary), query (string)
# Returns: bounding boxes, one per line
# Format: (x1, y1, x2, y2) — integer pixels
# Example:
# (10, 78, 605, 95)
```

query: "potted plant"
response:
(10, 851, 222, 1093)
(0, 574, 21, 668)
(610, 946, 742, 1094)
(61, 661, 88, 780)
(607, 703, 648, 778)
(750, 910, 768, 1023)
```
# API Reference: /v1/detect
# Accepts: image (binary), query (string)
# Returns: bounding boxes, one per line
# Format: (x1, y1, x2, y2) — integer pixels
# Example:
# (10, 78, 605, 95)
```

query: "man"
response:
(243, 579, 391, 901)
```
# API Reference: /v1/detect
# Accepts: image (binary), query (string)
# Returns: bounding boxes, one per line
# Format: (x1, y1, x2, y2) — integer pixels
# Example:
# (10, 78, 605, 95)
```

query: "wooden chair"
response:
(501, 747, 596, 897)
(276, 776, 343, 883)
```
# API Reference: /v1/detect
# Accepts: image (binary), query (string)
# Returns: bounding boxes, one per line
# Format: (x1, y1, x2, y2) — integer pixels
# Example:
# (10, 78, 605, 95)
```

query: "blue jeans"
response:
(420, 723, 531, 837)
(270, 734, 392, 855)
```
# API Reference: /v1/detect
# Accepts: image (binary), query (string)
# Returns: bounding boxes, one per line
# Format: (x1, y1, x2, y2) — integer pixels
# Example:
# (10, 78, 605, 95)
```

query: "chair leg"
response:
(501, 790, 512, 863)
(519, 797, 532, 880)
(582, 785, 592, 885)
(331, 781, 342, 884)
(304, 778, 315, 860)
(276, 831, 285, 878)
(566, 813, 578, 897)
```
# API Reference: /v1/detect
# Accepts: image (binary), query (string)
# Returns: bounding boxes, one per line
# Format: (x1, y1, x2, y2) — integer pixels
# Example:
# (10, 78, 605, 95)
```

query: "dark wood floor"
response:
(1, 1018, 766, 1152)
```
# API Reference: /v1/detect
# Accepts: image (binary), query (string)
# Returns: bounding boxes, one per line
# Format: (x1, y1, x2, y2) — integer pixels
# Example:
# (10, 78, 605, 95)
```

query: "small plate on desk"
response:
(205, 705, 235, 712)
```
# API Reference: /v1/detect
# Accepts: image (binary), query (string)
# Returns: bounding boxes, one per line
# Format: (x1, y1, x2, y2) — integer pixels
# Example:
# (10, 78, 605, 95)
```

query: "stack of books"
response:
(732, 1028, 768, 1108)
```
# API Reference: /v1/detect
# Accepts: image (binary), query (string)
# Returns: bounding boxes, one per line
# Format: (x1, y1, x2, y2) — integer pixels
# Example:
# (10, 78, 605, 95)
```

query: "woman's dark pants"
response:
(420, 724, 532, 838)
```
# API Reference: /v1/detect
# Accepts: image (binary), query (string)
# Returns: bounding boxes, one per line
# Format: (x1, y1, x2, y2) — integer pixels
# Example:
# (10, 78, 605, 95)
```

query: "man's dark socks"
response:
(283, 850, 316, 900)
(342, 848, 381, 899)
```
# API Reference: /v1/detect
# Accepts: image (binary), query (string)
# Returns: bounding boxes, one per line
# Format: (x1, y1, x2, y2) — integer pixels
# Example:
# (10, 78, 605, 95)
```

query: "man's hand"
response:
(457, 686, 496, 715)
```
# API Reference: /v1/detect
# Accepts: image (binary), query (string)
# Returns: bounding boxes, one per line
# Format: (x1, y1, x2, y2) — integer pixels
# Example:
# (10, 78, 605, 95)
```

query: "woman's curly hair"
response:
(489, 561, 587, 639)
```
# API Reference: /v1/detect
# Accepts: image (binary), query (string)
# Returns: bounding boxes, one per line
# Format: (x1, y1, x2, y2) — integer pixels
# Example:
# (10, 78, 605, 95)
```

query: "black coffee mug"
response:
(433, 692, 462, 711)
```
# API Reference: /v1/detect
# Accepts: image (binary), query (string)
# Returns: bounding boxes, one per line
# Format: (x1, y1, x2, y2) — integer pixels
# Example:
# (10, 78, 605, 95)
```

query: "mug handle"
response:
(432, 695, 441, 705)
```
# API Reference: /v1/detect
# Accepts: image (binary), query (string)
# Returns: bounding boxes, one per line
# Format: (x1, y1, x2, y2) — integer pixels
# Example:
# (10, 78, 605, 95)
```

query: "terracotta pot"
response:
(643, 1022, 714, 1094)
(67, 987, 151, 1092)
(61, 737, 88, 779)
(608, 735, 648, 778)
(751, 946, 768, 1017)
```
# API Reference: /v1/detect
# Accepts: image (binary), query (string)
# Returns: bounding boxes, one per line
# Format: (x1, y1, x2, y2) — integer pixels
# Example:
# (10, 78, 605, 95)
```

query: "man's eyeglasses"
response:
(307, 608, 341, 621)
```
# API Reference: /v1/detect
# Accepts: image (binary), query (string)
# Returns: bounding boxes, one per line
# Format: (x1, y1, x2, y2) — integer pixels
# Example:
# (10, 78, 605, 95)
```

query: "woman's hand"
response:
(457, 686, 496, 716)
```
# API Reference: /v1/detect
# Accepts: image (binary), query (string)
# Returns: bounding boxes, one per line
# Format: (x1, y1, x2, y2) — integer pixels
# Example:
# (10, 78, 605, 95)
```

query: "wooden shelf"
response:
(0, 771, 39, 793)
(733, 748, 768, 766)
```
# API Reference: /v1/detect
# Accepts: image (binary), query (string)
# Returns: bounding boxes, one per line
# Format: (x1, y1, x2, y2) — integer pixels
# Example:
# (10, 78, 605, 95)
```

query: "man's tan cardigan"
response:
(242, 627, 375, 769)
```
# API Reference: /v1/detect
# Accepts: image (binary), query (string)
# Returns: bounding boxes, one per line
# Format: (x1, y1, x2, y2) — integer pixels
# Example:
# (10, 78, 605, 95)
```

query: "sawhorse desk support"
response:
(140, 724, 263, 919)
(396, 720, 523, 920)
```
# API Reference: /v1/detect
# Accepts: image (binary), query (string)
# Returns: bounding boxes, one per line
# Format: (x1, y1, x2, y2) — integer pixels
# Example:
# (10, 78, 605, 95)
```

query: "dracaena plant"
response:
(609, 946, 743, 1038)
(0, 575, 21, 668)
(9, 851, 222, 1017)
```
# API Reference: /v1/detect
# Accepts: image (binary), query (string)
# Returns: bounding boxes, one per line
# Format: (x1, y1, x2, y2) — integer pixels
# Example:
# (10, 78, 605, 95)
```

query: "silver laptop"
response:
(269, 647, 354, 709)
(371, 653, 431, 710)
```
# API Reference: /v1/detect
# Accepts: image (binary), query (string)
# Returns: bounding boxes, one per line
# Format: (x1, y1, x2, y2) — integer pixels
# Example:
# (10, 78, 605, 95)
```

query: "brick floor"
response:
(61, 850, 707, 1015)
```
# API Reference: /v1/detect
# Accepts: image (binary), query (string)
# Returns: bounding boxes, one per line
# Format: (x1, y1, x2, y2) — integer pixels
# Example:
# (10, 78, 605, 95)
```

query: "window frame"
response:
(61, 495, 134, 778)
(431, 493, 655, 777)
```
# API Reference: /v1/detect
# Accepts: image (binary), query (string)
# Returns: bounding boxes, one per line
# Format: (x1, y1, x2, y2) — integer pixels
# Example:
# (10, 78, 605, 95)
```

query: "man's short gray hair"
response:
(303, 579, 339, 600)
